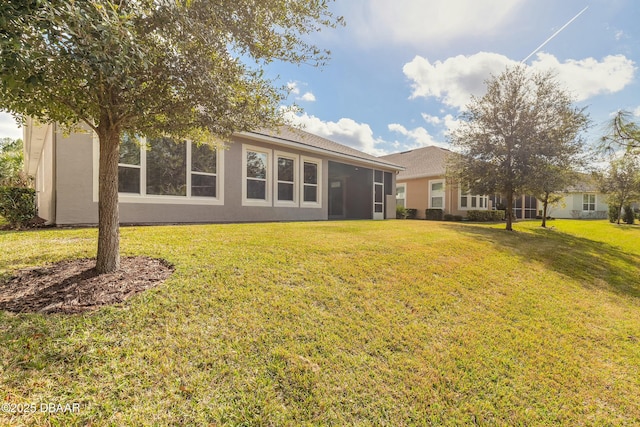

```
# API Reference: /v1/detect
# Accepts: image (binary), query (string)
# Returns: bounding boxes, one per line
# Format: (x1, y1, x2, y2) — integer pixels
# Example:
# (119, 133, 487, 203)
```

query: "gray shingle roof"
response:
(244, 126, 403, 170)
(380, 146, 452, 179)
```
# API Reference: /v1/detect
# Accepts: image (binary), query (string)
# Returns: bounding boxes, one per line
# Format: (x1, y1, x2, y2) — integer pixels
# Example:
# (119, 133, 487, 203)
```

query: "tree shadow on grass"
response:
(443, 224, 640, 299)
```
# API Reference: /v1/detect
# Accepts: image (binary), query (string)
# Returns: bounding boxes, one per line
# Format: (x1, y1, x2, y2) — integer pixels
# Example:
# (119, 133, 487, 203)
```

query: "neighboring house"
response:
(23, 119, 402, 225)
(380, 146, 491, 219)
(380, 146, 609, 220)
(546, 178, 608, 219)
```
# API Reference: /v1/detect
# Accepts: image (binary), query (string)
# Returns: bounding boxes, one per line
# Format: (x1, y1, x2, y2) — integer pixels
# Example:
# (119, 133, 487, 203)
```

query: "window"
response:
(373, 170, 384, 215)
(95, 134, 223, 204)
(430, 180, 445, 209)
(396, 184, 406, 208)
(459, 188, 489, 211)
(301, 157, 321, 207)
(118, 134, 141, 194)
(146, 137, 187, 196)
(191, 143, 218, 197)
(244, 147, 270, 204)
(583, 194, 596, 211)
(275, 152, 298, 205)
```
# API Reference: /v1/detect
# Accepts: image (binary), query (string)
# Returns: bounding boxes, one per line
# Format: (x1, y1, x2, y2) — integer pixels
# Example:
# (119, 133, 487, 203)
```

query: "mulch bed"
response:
(0, 257, 174, 314)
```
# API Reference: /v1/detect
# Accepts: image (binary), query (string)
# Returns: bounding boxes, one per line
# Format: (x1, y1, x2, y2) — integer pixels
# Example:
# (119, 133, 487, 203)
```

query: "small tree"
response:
(598, 154, 640, 225)
(0, 1, 341, 273)
(449, 66, 589, 231)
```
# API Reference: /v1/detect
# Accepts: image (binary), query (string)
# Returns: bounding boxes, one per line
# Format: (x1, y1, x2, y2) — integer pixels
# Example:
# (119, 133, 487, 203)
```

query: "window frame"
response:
(458, 187, 489, 211)
(583, 193, 596, 211)
(274, 150, 299, 207)
(300, 156, 322, 208)
(429, 179, 445, 209)
(242, 144, 272, 206)
(92, 135, 224, 205)
(396, 183, 406, 208)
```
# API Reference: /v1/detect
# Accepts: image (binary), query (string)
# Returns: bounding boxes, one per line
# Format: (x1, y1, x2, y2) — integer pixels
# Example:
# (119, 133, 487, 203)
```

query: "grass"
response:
(0, 219, 639, 426)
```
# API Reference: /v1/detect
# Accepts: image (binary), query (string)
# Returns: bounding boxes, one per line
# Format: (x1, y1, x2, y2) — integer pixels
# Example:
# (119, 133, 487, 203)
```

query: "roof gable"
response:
(380, 146, 451, 179)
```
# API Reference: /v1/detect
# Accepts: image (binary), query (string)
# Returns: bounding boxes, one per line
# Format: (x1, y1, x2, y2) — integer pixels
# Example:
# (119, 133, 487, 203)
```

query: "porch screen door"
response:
(373, 170, 384, 220)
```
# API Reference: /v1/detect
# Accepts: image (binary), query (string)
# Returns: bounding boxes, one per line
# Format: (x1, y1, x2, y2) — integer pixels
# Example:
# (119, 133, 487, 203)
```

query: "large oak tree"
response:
(448, 66, 589, 231)
(0, 0, 341, 273)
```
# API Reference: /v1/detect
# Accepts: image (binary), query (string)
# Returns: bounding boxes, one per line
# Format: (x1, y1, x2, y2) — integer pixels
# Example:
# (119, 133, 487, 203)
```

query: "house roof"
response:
(379, 146, 451, 180)
(241, 126, 404, 171)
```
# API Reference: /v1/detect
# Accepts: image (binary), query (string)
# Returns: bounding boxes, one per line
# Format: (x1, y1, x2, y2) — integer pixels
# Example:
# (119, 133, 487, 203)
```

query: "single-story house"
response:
(23, 119, 403, 225)
(380, 146, 609, 220)
(379, 146, 492, 219)
(546, 179, 608, 219)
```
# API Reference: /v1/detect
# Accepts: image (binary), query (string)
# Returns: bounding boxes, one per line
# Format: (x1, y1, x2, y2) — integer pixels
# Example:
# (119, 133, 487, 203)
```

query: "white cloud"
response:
(0, 112, 22, 140)
(300, 92, 316, 102)
(283, 111, 388, 156)
(388, 123, 448, 149)
(343, 0, 525, 46)
(421, 113, 442, 125)
(403, 52, 637, 110)
(287, 81, 300, 95)
(633, 107, 640, 117)
(530, 53, 636, 101)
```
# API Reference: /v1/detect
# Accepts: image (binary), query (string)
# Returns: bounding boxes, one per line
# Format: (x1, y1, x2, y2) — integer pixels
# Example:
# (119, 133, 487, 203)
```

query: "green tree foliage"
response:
(598, 154, 640, 225)
(0, 0, 341, 273)
(601, 110, 640, 153)
(0, 137, 25, 185)
(448, 66, 589, 231)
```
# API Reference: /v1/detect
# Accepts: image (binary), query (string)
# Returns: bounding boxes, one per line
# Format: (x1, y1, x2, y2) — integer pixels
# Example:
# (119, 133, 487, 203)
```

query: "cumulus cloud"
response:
(343, 0, 525, 46)
(388, 123, 447, 149)
(284, 111, 388, 156)
(300, 92, 316, 102)
(403, 51, 637, 110)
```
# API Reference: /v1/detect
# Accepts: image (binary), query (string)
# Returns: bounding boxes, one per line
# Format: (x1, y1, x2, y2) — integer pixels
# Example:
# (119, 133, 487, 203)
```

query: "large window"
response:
(110, 135, 223, 204)
(459, 190, 489, 210)
(583, 193, 596, 211)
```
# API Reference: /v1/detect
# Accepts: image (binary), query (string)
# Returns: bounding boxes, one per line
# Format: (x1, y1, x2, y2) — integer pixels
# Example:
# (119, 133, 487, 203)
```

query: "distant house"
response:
(546, 178, 608, 219)
(380, 146, 491, 219)
(381, 146, 609, 220)
(23, 120, 402, 225)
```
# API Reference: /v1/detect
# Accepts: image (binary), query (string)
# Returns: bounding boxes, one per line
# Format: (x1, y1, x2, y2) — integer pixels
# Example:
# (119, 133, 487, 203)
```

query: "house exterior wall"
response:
(399, 176, 489, 219)
(547, 193, 608, 219)
(34, 125, 56, 223)
(44, 130, 394, 225)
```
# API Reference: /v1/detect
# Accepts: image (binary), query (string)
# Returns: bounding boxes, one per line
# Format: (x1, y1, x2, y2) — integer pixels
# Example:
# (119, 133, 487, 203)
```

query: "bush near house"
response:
(425, 208, 443, 220)
(623, 205, 635, 225)
(405, 208, 418, 219)
(466, 210, 506, 222)
(0, 186, 36, 228)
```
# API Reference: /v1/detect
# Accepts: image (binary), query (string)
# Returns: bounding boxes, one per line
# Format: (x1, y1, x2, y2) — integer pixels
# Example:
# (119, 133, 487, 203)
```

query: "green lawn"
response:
(1, 219, 639, 426)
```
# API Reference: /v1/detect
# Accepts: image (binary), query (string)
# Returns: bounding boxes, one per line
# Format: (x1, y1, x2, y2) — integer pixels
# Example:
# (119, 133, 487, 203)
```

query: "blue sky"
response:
(2, 0, 639, 156)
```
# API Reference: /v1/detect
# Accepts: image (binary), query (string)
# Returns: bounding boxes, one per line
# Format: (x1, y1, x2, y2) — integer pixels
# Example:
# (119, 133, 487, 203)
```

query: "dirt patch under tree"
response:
(0, 257, 174, 314)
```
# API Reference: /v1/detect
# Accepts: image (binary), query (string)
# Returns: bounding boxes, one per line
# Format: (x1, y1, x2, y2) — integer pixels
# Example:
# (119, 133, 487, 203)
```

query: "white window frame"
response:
(396, 183, 406, 208)
(92, 134, 224, 205)
(300, 156, 322, 208)
(583, 193, 596, 211)
(458, 188, 489, 211)
(429, 179, 445, 209)
(242, 144, 272, 207)
(274, 150, 299, 207)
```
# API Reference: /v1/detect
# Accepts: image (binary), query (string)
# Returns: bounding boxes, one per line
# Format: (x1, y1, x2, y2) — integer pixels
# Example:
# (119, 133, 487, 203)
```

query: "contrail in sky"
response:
(521, 6, 589, 63)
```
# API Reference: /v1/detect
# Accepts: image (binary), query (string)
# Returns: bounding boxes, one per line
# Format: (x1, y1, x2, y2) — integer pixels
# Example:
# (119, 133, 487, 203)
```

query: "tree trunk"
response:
(541, 196, 548, 228)
(96, 124, 121, 274)
(505, 188, 514, 231)
(617, 203, 623, 225)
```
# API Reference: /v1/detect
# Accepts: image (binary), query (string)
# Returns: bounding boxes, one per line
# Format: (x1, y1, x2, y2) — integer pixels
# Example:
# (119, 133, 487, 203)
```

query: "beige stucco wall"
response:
(399, 176, 489, 218)
(33, 125, 56, 223)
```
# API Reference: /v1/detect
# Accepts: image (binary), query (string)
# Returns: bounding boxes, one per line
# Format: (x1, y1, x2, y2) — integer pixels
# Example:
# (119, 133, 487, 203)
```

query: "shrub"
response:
(425, 209, 443, 221)
(406, 209, 417, 219)
(623, 205, 635, 225)
(396, 205, 408, 219)
(466, 210, 505, 222)
(0, 186, 36, 228)
(608, 204, 620, 223)
(443, 214, 454, 221)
